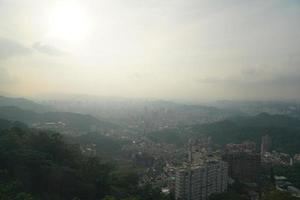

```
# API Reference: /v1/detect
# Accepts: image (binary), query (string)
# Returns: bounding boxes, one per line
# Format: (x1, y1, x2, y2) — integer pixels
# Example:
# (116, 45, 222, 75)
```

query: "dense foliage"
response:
(0, 125, 169, 200)
(274, 164, 300, 188)
(74, 132, 127, 157)
(210, 189, 299, 200)
(209, 182, 300, 200)
(209, 191, 248, 200)
(262, 190, 299, 200)
(147, 128, 187, 146)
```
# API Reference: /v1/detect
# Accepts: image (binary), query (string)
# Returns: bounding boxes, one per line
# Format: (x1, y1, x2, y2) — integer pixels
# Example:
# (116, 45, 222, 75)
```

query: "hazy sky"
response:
(0, 0, 299, 102)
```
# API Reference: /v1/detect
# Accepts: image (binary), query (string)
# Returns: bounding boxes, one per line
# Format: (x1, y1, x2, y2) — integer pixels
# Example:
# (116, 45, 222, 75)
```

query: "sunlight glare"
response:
(47, 2, 90, 43)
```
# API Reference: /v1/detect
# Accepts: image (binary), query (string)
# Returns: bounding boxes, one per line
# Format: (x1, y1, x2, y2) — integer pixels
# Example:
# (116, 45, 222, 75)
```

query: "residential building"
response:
(223, 151, 261, 183)
(175, 160, 228, 200)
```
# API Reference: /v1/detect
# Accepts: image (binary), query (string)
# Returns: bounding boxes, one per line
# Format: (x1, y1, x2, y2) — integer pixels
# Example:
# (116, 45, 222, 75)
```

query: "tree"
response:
(262, 190, 298, 200)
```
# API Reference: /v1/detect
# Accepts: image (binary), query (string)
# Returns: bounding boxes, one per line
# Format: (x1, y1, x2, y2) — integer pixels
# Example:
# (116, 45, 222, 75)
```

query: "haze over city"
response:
(1, 0, 300, 102)
(2, 1, 300, 200)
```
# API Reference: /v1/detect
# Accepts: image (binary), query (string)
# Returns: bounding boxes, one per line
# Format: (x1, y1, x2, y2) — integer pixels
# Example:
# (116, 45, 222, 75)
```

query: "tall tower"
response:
(261, 134, 272, 156)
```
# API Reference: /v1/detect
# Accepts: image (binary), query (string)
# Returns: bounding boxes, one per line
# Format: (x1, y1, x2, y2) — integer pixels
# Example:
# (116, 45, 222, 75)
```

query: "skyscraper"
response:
(261, 134, 272, 156)
(223, 152, 261, 183)
(223, 141, 261, 183)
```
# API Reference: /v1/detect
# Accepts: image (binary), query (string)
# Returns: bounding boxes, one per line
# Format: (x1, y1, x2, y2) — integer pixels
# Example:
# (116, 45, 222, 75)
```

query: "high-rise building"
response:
(186, 138, 213, 164)
(261, 134, 272, 156)
(223, 152, 261, 183)
(223, 141, 261, 183)
(175, 160, 228, 200)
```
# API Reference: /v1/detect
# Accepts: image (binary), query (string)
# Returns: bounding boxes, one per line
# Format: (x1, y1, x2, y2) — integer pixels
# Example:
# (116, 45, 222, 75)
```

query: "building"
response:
(175, 160, 228, 200)
(263, 151, 292, 166)
(225, 141, 256, 154)
(223, 141, 261, 183)
(223, 152, 261, 183)
(261, 134, 272, 156)
(294, 154, 300, 164)
(186, 138, 213, 164)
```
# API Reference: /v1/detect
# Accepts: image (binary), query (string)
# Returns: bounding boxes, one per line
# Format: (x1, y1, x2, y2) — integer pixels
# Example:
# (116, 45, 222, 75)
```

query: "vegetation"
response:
(209, 191, 248, 200)
(274, 164, 300, 188)
(74, 132, 127, 157)
(262, 190, 298, 200)
(191, 113, 300, 152)
(0, 96, 52, 113)
(0, 125, 169, 200)
(210, 188, 299, 200)
(0, 106, 117, 132)
(147, 128, 188, 146)
(149, 113, 300, 154)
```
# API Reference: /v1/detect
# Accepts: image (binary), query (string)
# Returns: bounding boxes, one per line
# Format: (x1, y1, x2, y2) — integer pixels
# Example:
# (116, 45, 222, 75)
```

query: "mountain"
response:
(0, 118, 12, 129)
(0, 118, 28, 130)
(0, 127, 167, 200)
(210, 100, 300, 118)
(148, 113, 300, 154)
(0, 106, 117, 133)
(43, 97, 240, 128)
(191, 113, 300, 153)
(0, 96, 53, 112)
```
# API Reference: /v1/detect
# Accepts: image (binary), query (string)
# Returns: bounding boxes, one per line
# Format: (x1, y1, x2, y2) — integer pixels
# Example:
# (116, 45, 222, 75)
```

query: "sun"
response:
(47, 2, 90, 43)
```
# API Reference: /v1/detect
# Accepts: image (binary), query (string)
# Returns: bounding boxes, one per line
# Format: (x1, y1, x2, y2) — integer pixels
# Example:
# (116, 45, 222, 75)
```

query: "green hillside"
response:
(0, 106, 118, 132)
(148, 113, 300, 154)
(0, 127, 169, 200)
(0, 96, 52, 112)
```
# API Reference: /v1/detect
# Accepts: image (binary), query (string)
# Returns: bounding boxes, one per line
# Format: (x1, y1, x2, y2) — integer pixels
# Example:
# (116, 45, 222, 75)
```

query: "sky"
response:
(0, 0, 299, 102)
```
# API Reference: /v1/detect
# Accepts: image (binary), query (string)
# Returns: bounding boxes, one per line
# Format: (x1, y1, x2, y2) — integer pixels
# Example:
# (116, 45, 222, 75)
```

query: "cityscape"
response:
(1, 96, 300, 199)
(1, 0, 300, 200)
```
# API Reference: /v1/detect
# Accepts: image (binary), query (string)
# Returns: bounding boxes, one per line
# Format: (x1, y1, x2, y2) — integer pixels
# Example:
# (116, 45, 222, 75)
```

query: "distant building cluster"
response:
(76, 130, 300, 200)
(260, 134, 294, 166)
(262, 151, 292, 166)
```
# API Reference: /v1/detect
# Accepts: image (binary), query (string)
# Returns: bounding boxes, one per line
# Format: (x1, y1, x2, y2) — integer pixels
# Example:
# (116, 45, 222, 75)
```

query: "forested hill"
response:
(193, 113, 300, 152)
(0, 118, 13, 129)
(148, 113, 300, 154)
(0, 106, 118, 132)
(0, 118, 28, 130)
(0, 96, 52, 112)
(0, 126, 170, 200)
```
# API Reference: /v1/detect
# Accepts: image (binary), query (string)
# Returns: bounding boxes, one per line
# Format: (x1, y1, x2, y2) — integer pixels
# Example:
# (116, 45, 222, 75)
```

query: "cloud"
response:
(197, 66, 300, 87)
(129, 72, 143, 80)
(32, 42, 65, 56)
(0, 37, 31, 59)
(0, 67, 14, 85)
(0, 0, 299, 101)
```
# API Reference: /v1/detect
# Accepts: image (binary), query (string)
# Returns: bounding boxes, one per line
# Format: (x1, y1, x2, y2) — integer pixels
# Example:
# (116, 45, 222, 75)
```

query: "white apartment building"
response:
(175, 160, 228, 200)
